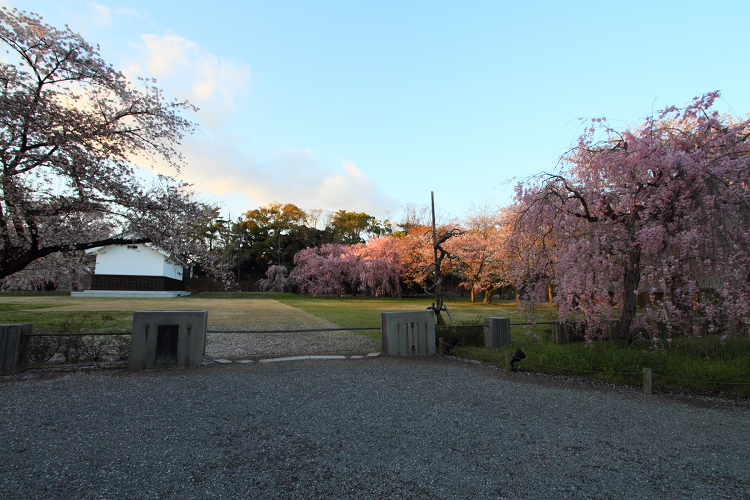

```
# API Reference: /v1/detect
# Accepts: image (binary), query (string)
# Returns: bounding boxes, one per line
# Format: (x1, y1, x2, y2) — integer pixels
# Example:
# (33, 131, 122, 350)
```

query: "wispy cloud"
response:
(124, 34, 251, 128)
(88, 2, 112, 27)
(141, 135, 397, 218)
(113, 6, 145, 19)
(66, 3, 148, 32)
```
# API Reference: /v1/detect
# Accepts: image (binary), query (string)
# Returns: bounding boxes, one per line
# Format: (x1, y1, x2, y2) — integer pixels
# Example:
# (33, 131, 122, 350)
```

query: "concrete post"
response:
(0, 324, 31, 375)
(483, 317, 511, 349)
(380, 311, 435, 357)
(643, 368, 652, 395)
(504, 350, 512, 373)
(129, 311, 208, 370)
(553, 321, 568, 345)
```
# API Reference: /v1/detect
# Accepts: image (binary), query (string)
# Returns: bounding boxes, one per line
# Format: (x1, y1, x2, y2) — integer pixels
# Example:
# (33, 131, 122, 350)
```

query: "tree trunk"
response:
(620, 242, 641, 344)
(434, 294, 446, 326)
(483, 288, 493, 304)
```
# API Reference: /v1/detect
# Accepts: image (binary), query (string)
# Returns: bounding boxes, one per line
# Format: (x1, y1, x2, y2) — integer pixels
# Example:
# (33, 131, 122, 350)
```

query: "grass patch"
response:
(0, 303, 132, 334)
(188, 291, 298, 300)
(0, 294, 308, 333)
(452, 333, 750, 399)
(279, 295, 557, 340)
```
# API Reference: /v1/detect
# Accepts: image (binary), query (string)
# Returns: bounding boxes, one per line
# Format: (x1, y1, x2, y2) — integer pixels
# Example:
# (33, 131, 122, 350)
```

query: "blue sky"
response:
(7, 0, 750, 223)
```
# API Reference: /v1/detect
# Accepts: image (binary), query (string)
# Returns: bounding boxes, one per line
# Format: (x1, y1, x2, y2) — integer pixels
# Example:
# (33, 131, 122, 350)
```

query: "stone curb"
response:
(211, 353, 381, 365)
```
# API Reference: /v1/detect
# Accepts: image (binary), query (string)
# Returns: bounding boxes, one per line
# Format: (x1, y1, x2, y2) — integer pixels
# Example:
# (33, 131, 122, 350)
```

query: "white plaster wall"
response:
(162, 260, 184, 280)
(95, 245, 169, 276)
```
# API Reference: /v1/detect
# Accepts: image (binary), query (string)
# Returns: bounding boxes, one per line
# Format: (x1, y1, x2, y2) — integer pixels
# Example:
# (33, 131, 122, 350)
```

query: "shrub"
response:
(29, 336, 59, 362)
(79, 335, 110, 362)
(59, 336, 84, 363)
(111, 335, 131, 361)
(437, 321, 484, 351)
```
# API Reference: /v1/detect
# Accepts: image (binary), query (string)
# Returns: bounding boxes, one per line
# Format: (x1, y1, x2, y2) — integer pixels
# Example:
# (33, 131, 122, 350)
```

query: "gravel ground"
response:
(204, 330, 379, 360)
(1, 356, 748, 499)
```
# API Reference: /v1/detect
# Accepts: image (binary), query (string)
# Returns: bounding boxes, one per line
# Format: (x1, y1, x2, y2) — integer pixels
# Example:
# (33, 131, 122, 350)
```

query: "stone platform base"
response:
(71, 290, 191, 298)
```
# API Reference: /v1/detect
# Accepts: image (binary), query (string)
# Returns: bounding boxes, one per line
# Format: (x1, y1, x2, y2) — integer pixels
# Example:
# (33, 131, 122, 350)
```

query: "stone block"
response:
(0, 324, 31, 375)
(129, 311, 207, 370)
(483, 317, 511, 349)
(259, 356, 310, 363)
(380, 311, 436, 357)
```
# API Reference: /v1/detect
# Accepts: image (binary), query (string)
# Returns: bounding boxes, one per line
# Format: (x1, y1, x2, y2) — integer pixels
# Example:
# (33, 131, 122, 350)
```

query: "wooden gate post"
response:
(643, 368, 652, 395)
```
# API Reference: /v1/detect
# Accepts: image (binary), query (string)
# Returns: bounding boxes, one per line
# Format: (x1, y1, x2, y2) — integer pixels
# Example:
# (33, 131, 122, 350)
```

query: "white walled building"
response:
(71, 244, 190, 298)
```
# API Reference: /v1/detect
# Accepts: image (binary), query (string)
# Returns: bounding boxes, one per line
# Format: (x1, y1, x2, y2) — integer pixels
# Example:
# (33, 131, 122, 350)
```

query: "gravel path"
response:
(203, 301, 379, 359)
(1, 357, 748, 499)
(205, 328, 379, 359)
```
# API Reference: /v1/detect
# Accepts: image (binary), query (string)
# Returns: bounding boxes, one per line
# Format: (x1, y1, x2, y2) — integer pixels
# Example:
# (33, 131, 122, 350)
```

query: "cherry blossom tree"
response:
(289, 237, 404, 297)
(392, 215, 461, 324)
(1, 250, 92, 291)
(396, 224, 459, 294)
(447, 230, 512, 304)
(0, 9, 219, 282)
(350, 236, 403, 297)
(289, 244, 357, 296)
(512, 92, 750, 342)
(393, 224, 434, 288)
(257, 265, 295, 293)
(445, 204, 514, 303)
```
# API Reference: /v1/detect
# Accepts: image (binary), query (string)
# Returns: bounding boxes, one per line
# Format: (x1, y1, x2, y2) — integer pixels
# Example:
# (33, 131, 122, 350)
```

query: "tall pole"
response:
(431, 191, 438, 287)
(431, 192, 444, 325)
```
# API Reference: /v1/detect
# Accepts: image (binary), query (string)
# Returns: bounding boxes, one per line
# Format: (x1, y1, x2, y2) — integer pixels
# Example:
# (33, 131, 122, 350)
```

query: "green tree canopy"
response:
(326, 210, 391, 244)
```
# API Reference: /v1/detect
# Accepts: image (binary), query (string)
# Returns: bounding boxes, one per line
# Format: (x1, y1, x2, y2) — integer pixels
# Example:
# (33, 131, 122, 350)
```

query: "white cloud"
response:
(140, 135, 397, 219)
(88, 3, 112, 27)
(124, 34, 251, 128)
(113, 6, 145, 19)
(52, 3, 151, 40)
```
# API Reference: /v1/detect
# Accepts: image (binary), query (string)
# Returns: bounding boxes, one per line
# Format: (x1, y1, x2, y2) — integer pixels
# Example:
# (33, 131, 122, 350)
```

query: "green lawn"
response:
(279, 294, 557, 329)
(0, 296, 132, 333)
(0, 291, 554, 333)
